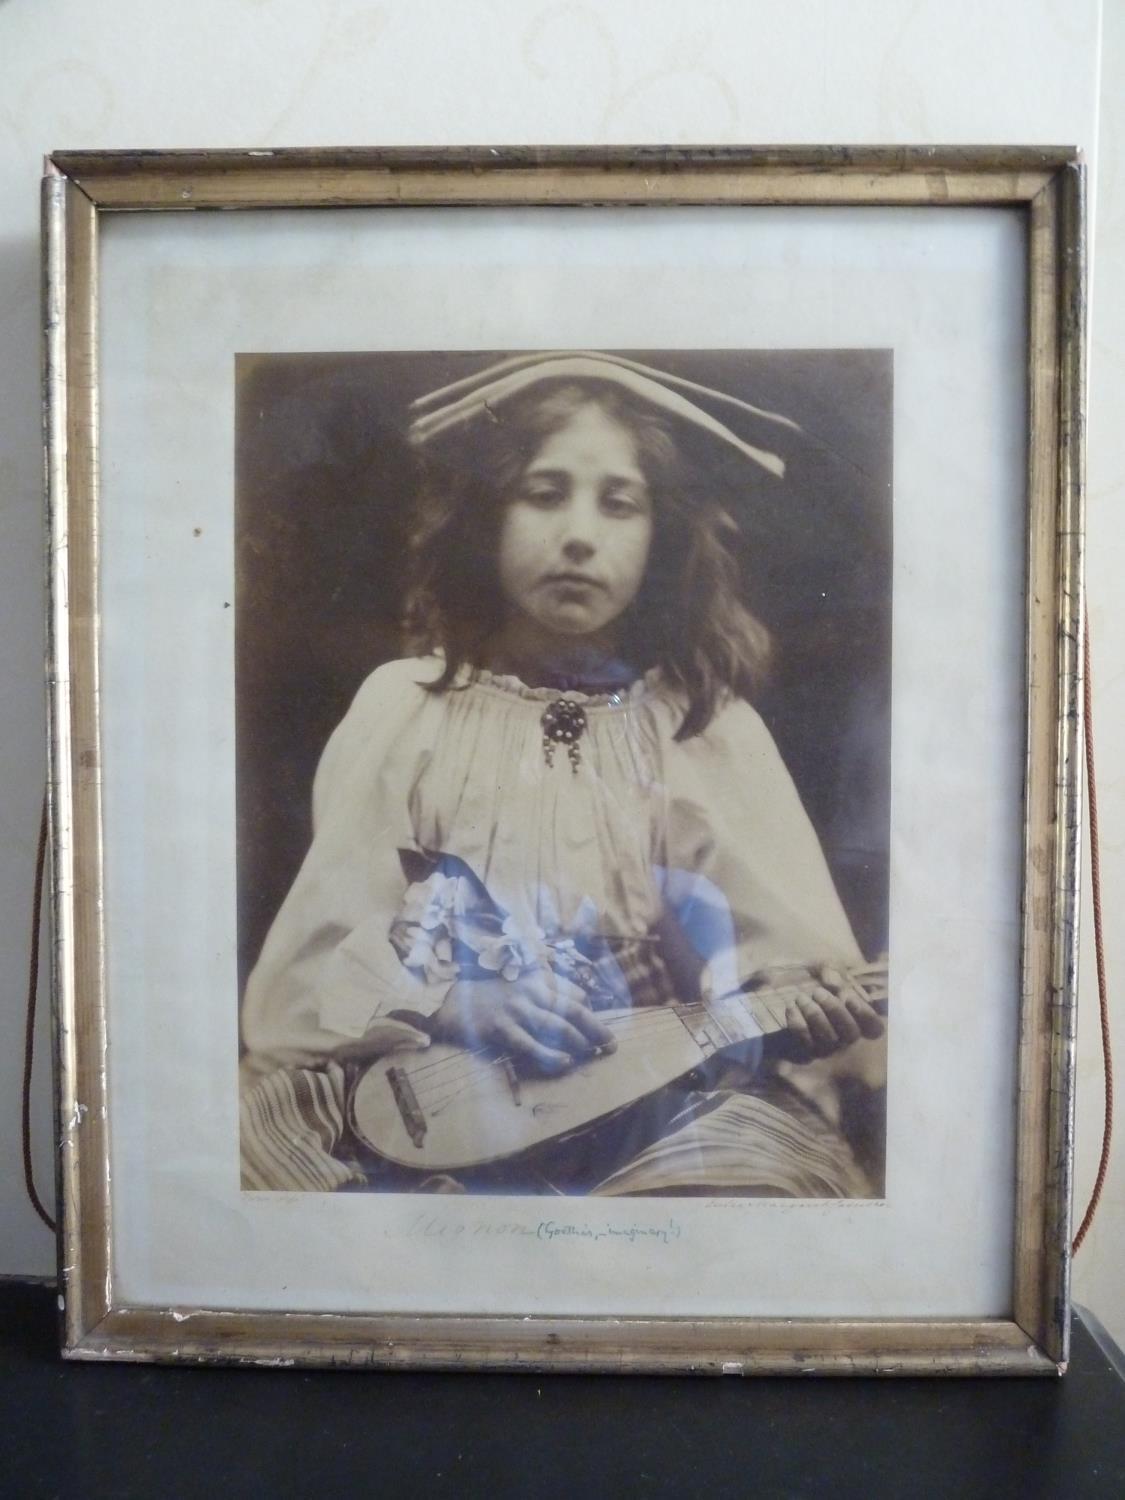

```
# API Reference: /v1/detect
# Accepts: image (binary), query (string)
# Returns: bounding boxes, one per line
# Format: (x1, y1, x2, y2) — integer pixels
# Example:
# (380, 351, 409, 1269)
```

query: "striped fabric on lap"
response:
(240, 1062, 365, 1192)
(589, 1089, 871, 1198)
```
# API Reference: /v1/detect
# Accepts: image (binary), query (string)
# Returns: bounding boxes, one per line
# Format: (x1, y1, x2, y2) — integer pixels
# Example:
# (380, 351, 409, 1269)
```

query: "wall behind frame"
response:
(0, 0, 1115, 1344)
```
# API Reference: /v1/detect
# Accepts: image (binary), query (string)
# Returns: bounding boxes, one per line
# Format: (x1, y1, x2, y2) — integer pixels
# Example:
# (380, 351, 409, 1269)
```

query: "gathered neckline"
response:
(460, 664, 661, 710)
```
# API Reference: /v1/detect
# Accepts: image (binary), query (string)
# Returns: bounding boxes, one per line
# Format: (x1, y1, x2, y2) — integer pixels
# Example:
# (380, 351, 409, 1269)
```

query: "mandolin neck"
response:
(666, 960, 889, 1056)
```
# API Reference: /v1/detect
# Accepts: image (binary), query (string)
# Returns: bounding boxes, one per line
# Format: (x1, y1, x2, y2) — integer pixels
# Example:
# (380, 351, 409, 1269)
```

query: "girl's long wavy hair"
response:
(402, 379, 771, 739)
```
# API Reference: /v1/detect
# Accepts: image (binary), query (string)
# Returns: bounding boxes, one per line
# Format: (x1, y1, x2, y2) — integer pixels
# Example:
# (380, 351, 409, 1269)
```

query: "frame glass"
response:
(44, 147, 1085, 1373)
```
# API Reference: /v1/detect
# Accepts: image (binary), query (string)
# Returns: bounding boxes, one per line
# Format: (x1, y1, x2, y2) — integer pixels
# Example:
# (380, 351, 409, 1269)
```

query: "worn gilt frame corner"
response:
(42, 146, 1085, 1376)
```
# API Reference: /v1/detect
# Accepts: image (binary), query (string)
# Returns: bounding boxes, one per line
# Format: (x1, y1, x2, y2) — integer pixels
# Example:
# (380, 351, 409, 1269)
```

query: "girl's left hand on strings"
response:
(753, 963, 885, 1062)
(430, 969, 617, 1074)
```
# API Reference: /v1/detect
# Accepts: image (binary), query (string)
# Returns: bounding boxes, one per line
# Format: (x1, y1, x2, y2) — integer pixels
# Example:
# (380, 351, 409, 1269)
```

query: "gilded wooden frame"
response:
(42, 146, 1085, 1374)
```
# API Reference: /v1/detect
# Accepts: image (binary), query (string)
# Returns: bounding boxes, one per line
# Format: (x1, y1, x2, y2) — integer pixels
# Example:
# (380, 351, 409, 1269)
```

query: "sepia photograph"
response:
(235, 348, 893, 1199)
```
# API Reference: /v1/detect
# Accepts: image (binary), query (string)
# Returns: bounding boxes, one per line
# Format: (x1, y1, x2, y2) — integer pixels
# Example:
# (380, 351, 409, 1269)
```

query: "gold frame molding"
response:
(42, 146, 1085, 1374)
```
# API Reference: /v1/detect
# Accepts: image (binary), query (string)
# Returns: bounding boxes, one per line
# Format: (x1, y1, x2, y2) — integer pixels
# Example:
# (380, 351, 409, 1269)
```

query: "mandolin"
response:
(349, 961, 888, 1172)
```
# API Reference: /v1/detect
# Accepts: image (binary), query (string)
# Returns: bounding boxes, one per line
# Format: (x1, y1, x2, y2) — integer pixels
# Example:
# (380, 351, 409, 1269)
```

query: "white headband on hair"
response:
(407, 351, 798, 480)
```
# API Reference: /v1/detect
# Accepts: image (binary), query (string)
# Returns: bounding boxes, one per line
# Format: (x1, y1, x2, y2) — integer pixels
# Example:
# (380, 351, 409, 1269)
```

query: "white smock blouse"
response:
(241, 656, 861, 1075)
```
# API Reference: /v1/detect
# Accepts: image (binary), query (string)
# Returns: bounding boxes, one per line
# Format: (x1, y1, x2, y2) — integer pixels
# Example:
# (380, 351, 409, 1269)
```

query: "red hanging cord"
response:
(1073, 608, 1113, 1255)
(22, 789, 55, 1233)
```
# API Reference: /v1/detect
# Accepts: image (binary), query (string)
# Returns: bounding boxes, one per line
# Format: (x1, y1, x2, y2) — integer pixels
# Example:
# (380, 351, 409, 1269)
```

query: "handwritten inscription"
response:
(538, 1219, 682, 1246)
(391, 1211, 683, 1247)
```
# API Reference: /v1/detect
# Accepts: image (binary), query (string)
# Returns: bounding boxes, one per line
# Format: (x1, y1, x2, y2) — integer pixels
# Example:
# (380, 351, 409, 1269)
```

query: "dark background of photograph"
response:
(235, 349, 893, 998)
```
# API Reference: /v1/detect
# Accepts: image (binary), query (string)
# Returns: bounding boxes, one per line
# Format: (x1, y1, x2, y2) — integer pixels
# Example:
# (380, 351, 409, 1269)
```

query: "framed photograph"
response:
(44, 147, 1084, 1373)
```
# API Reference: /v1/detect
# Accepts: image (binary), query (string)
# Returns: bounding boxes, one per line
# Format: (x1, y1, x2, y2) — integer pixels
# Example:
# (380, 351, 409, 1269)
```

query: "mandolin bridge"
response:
(386, 1065, 427, 1148)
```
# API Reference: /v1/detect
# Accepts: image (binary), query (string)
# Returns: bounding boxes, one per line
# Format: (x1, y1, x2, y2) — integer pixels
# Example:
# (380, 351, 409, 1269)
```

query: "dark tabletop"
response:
(2, 1281, 1124, 1499)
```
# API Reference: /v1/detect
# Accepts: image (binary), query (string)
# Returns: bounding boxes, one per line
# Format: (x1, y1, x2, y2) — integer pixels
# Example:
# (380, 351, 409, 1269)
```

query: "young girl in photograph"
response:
(239, 352, 886, 1197)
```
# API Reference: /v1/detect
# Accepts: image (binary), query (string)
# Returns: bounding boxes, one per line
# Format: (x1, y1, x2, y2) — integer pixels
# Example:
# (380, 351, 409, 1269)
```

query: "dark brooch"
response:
(541, 698, 588, 772)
